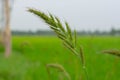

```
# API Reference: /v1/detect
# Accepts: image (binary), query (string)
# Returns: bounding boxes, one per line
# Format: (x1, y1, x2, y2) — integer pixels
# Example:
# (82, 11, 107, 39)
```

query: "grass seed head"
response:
(102, 49, 120, 57)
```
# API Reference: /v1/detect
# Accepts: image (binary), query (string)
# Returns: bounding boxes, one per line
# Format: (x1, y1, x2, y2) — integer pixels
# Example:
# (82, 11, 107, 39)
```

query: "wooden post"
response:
(3, 0, 11, 58)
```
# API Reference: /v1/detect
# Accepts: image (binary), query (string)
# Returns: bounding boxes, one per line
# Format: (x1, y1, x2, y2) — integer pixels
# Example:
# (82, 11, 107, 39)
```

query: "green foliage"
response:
(0, 36, 119, 80)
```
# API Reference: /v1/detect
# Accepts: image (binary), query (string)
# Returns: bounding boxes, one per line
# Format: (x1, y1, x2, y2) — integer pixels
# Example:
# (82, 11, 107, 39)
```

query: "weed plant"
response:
(28, 8, 89, 80)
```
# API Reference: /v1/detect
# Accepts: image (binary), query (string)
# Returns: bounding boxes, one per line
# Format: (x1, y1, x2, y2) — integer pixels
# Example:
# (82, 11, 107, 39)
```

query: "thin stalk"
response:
(76, 55, 89, 80)
(79, 46, 89, 80)
(46, 65, 52, 80)
(83, 66, 89, 80)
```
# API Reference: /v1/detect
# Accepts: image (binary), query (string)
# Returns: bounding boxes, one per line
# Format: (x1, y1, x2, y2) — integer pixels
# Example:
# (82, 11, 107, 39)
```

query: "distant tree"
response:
(94, 30, 101, 35)
(110, 27, 116, 36)
(117, 29, 120, 35)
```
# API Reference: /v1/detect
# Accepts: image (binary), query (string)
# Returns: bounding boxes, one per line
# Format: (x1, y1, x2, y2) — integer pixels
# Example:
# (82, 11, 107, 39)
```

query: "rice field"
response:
(0, 36, 120, 80)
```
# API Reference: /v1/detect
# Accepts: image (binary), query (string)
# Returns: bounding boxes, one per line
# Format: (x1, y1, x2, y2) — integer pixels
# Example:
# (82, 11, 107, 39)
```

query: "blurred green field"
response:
(0, 36, 120, 80)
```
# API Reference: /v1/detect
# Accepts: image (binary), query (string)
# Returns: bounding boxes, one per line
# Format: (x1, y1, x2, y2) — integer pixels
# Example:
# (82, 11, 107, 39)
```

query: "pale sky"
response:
(11, 0, 120, 31)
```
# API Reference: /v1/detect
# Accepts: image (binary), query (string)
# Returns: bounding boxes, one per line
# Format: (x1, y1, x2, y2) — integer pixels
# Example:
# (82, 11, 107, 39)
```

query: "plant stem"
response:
(83, 66, 89, 80)
(77, 56, 89, 80)
(79, 46, 89, 80)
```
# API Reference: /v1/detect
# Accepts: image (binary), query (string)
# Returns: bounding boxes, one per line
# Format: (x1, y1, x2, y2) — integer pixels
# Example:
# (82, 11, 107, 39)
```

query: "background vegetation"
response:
(0, 36, 120, 80)
(12, 27, 120, 36)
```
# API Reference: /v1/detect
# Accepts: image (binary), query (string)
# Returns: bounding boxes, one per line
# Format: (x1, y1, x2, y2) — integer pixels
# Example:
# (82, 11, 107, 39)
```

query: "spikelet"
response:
(102, 49, 120, 57)
(46, 63, 71, 80)
(79, 46, 85, 67)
